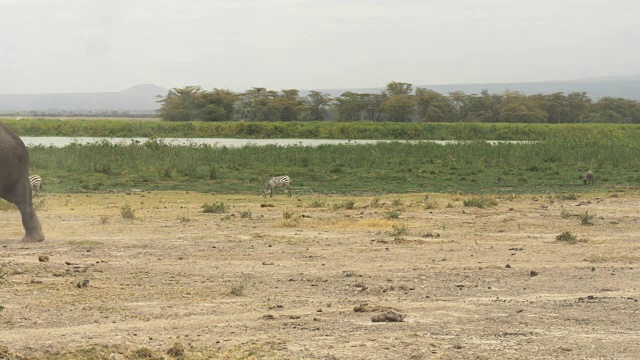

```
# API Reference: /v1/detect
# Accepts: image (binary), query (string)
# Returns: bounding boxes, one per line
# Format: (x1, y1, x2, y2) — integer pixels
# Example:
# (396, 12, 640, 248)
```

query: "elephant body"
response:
(0, 122, 44, 241)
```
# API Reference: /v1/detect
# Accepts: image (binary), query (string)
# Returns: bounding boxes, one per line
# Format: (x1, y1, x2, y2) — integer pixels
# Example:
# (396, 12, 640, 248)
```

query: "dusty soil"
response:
(1, 190, 640, 359)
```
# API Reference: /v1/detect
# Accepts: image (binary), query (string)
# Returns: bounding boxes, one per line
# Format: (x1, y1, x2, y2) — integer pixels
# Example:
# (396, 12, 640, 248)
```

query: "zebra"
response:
(582, 171, 594, 185)
(263, 176, 291, 198)
(29, 175, 43, 197)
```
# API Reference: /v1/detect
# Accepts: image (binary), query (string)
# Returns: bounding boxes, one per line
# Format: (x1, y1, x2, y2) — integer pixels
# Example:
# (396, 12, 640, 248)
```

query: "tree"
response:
(334, 92, 366, 121)
(415, 88, 454, 122)
(448, 90, 471, 122)
(361, 93, 386, 121)
(304, 91, 333, 121)
(195, 88, 238, 121)
(381, 93, 415, 122)
(591, 97, 640, 123)
(236, 87, 276, 121)
(156, 86, 204, 122)
(498, 90, 547, 123)
(530, 92, 569, 124)
(273, 89, 305, 122)
(384, 82, 413, 96)
(566, 92, 592, 123)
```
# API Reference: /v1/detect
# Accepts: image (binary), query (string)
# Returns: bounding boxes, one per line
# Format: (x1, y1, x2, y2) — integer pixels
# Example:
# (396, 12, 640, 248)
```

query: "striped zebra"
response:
(263, 176, 291, 198)
(29, 175, 43, 197)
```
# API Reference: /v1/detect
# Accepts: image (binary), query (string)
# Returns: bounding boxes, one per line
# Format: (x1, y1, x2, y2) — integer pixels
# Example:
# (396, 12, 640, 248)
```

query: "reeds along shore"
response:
(26, 137, 639, 194)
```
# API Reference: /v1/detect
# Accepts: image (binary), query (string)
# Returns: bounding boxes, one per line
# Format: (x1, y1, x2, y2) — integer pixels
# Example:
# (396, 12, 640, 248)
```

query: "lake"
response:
(21, 137, 438, 148)
(21, 137, 532, 148)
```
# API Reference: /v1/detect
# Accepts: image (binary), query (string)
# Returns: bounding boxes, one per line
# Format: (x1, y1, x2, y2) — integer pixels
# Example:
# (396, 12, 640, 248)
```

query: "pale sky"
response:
(2, 0, 639, 94)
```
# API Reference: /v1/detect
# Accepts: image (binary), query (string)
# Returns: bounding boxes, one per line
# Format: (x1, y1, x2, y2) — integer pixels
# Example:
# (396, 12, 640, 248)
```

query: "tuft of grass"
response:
(391, 198, 404, 206)
(463, 195, 498, 208)
(166, 341, 186, 358)
(555, 231, 578, 243)
(120, 204, 136, 219)
(282, 209, 296, 219)
(177, 214, 191, 223)
(384, 211, 400, 219)
(333, 199, 356, 210)
(280, 209, 301, 227)
(579, 211, 595, 225)
(343, 199, 356, 209)
(386, 224, 409, 236)
(370, 197, 382, 208)
(229, 283, 245, 296)
(310, 200, 326, 208)
(99, 215, 110, 224)
(424, 200, 440, 210)
(125, 346, 163, 360)
(560, 208, 572, 219)
(202, 202, 230, 213)
(557, 193, 578, 201)
(240, 209, 252, 219)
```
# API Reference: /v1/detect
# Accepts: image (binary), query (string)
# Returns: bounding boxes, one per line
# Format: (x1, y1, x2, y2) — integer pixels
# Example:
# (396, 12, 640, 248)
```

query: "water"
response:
(21, 137, 532, 148)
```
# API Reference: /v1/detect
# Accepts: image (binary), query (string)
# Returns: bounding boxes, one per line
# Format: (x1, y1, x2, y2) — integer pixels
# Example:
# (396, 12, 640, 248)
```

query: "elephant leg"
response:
(4, 180, 44, 242)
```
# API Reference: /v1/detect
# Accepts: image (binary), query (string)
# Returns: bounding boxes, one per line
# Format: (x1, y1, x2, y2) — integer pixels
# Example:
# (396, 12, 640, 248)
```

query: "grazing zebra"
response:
(582, 171, 594, 185)
(29, 175, 43, 197)
(263, 176, 291, 198)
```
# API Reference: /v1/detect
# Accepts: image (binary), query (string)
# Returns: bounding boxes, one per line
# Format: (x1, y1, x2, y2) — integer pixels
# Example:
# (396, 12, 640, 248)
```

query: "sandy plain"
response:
(1, 190, 639, 359)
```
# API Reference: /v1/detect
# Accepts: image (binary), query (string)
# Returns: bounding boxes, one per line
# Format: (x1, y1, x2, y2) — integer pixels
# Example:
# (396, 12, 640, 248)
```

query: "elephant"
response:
(0, 122, 44, 242)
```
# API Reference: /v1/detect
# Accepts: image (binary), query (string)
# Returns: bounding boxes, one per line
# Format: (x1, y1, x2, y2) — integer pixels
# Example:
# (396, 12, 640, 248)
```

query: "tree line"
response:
(156, 82, 640, 124)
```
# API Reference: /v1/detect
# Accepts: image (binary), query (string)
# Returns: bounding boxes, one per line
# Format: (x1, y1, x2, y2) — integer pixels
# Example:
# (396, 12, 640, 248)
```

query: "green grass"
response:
(24, 137, 640, 195)
(6, 118, 640, 141)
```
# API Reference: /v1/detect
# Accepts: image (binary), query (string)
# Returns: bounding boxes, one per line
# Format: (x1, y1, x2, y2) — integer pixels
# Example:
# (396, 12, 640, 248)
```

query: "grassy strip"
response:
(28, 139, 640, 195)
(4, 118, 640, 141)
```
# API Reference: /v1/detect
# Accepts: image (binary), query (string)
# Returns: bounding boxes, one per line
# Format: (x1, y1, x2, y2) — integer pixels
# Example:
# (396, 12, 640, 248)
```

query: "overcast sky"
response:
(2, 0, 639, 94)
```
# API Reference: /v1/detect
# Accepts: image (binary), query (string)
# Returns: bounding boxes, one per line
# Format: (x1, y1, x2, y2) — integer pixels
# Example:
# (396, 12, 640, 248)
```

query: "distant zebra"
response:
(29, 175, 43, 197)
(263, 176, 291, 198)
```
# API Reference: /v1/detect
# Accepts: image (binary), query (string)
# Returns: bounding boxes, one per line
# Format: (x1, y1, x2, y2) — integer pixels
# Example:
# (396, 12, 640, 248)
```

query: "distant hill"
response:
(2, 75, 639, 114)
(310, 75, 640, 100)
(0, 84, 168, 113)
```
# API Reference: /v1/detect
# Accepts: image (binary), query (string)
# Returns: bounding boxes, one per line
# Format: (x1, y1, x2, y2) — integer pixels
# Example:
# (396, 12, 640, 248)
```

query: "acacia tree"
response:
(272, 89, 305, 122)
(498, 90, 547, 123)
(414, 88, 454, 122)
(381, 82, 415, 122)
(236, 87, 274, 121)
(334, 92, 366, 121)
(448, 90, 473, 122)
(566, 92, 591, 123)
(384, 81, 413, 96)
(156, 86, 204, 121)
(304, 91, 333, 121)
(591, 97, 640, 123)
(196, 88, 238, 121)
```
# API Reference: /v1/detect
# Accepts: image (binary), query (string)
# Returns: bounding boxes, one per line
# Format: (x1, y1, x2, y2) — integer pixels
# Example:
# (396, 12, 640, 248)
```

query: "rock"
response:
(371, 310, 405, 322)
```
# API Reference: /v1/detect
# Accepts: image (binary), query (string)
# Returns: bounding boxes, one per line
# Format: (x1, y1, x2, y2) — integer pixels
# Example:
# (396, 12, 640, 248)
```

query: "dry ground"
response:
(1, 190, 640, 359)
